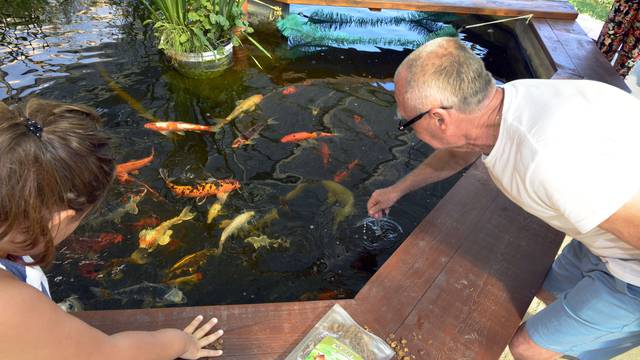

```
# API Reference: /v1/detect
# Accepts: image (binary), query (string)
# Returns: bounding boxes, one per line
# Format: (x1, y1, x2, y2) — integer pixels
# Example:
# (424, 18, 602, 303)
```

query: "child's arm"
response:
(0, 273, 223, 360)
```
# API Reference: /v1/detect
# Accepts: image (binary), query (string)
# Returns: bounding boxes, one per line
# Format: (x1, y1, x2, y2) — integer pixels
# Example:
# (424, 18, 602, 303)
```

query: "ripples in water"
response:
(356, 216, 403, 252)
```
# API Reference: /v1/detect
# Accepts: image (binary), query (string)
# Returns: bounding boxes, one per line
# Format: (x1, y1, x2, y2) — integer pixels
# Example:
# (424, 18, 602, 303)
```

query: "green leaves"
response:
(143, 0, 272, 66)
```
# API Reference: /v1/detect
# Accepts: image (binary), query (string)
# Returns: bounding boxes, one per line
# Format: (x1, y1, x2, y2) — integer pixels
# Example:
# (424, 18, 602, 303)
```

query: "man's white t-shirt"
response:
(483, 79, 640, 286)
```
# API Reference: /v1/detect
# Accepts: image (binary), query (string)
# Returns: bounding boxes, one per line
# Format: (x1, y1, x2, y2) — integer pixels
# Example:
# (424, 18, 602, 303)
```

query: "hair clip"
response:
(24, 118, 43, 139)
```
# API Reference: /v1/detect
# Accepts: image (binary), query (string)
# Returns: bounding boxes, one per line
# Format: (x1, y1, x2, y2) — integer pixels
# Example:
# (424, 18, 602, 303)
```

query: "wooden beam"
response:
(271, 0, 578, 20)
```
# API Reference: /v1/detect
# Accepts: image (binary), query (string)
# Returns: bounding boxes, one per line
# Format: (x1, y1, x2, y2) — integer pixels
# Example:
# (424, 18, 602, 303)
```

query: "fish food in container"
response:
(285, 304, 394, 360)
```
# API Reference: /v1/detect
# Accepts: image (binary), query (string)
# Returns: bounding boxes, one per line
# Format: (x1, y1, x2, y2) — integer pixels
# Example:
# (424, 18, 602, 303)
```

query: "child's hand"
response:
(180, 315, 224, 359)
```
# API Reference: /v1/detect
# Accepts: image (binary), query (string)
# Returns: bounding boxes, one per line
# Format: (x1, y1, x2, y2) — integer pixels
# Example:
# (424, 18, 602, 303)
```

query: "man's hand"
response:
(367, 186, 402, 219)
(180, 315, 224, 359)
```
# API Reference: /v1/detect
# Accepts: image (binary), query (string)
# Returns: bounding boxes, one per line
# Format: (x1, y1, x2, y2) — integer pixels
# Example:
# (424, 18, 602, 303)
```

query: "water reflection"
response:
(0, 0, 133, 100)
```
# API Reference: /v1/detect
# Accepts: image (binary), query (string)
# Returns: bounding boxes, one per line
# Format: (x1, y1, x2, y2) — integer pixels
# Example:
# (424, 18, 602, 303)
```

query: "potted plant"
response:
(143, 0, 270, 78)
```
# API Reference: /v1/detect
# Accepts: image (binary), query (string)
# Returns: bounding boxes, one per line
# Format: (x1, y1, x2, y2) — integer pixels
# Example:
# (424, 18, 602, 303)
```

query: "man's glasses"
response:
(397, 106, 453, 131)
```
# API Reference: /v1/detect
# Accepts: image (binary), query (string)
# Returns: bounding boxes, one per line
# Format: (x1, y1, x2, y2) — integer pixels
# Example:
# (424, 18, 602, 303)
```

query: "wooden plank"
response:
(75, 300, 352, 358)
(546, 19, 630, 90)
(531, 19, 581, 79)
(347, 162, 501, 334)
(272, 0, 578, 20)
(392, 171, 563, 359)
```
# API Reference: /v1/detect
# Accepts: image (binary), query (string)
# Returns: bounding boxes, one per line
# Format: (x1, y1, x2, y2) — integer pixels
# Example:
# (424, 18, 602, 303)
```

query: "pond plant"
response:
(143, 0, 271, 77)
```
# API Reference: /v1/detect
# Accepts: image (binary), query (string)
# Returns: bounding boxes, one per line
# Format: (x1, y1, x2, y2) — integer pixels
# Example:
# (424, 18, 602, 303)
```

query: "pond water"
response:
(0, 0, 533, 310)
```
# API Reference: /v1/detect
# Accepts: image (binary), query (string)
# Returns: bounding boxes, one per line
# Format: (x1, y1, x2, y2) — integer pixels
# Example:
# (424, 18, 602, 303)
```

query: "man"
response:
(367, 37, 640, 359)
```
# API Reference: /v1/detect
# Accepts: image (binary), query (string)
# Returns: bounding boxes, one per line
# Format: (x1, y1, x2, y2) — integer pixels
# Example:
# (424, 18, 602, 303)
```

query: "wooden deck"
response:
(73, 5, 633, 360)
(272, 0, 578, 20)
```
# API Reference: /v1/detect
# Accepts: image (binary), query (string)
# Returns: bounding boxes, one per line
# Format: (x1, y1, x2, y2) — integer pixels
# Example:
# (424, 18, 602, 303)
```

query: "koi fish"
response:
(352, 114, 375, 138)
(252, 208, 279, 232)
(97, 64, 154, 120)
(322, 180, 355, 231)
(218, 219, 233, 229)
(319, 142, 330, 168)
(138, 206, 195, 251)
(95, 190, 146, 225)
(333, 160, 359, 183)
(280, 131, 335, 143)
(219, 211, 255, 253)
(116, 148, 154, 183)
(91, 233, 124, 253)
(129, 215, 161, 230)
(207, 192, 229, 224)
(214, 94, 264, 130)
(57, 295, 84, 313)
(281, 181, 309, 208)
(231, 118, 276, 148)
(160, 169, 241, 199)
(78, 261, 100, 280)
(282, 86, 297, 95)
(144, 122, 216, 136)
(164, 273, 203, 290)
(91, 282, 186, 307)
(244, 235, 289, 250)
(165, 248, 217, 280)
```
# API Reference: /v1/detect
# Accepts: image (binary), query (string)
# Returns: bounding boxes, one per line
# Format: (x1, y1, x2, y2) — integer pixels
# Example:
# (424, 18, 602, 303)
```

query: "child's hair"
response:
(0, 98, 115, 266)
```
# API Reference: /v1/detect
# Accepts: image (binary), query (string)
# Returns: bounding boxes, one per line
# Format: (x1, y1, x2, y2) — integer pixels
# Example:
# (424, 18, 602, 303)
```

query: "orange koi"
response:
(92, 233, 124, 252)
(116, 148, 154, 183)
(78, 261, 100, 280)
(159, 169, 241, 198)
(129, 215, 161, 230)
(282, 86, 297, 95)
(144, 122, 216, 136)
(353, 115, 375, 139)
(319, 142, 330, 168)
(334, 160, 359, 183)
(280, 131, 335, 143)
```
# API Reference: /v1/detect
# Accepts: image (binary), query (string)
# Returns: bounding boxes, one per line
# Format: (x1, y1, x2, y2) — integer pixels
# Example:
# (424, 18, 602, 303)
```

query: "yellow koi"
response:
(207, 192, 229, 224)
(165, 248, 217, 280)
(97, 64, 154, 120)
(138, 206, 195, 251)
(219, 211, 255, 253)
(213, 94, 263, 130)
(322, 180, 354, 231)
(164, 273, 203, 290)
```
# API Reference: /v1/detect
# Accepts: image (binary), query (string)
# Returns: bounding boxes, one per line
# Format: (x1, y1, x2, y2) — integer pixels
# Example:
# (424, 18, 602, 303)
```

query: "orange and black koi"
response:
(159, 169, 241, 198)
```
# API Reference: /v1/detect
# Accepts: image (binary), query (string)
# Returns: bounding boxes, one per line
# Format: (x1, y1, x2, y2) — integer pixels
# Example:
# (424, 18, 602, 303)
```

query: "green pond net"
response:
(276, 9, 459, 51)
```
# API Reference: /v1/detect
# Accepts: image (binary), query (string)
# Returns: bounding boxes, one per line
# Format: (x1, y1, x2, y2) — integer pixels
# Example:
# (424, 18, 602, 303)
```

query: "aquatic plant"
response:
(143, 0, 271, 63)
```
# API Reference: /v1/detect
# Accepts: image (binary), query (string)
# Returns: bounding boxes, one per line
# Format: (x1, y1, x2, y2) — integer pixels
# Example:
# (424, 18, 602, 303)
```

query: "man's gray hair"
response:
(397, 37, 495, 113)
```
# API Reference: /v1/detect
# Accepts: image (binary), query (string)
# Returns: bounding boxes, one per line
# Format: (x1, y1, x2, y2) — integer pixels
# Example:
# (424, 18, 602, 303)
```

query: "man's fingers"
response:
(184, 315, 204, 334)
(198, 349, 223, 358)
(193, 317, 218, 339)
(198, 329, 224, 347)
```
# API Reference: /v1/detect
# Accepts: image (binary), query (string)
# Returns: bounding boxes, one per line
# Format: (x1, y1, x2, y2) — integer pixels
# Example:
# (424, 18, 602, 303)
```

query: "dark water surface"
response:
(0, 0, 532, 309)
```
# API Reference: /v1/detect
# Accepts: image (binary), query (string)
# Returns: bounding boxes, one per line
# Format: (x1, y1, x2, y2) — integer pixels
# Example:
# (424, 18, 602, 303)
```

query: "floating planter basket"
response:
(163, 41, 234, 79)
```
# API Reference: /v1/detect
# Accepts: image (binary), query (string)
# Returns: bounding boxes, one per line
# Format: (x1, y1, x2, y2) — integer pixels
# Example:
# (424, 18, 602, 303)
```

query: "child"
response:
(0, 98, 223, 359)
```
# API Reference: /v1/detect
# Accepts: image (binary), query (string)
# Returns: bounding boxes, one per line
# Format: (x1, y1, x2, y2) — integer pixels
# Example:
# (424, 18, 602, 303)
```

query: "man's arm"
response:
(393, 148, 480, 195)
(599, 191, 640, 249)
(368, 148, 479, 217)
